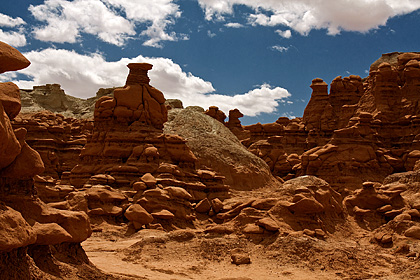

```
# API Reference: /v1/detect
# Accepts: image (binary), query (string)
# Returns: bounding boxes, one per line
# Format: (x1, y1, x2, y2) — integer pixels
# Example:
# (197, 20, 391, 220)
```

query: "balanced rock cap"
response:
(0, 41, 30, 74)
(125, 63, 153, 86)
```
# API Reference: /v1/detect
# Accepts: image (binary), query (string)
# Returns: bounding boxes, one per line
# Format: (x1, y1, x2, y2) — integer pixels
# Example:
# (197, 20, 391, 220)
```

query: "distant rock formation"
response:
(299, 52, 420, 190)
(204, 105, 226, 123)
(20, 83, 117, 119)
(216, 52, 420, 191)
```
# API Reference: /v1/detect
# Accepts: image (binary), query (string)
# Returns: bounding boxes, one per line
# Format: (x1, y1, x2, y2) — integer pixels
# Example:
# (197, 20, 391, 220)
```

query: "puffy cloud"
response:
(198, 0, 420, 35)
(102, 0, 182, 47)
(198, 0, 233, 21)
(0, 13, 27, 47)
(0, 48, 290, 116)
(275, 29, 292, 38)
(194, 84, 291, 116)
(0, 29, 27, 47)
(29, 0, 135, 46)
(29, 0, 183, 47)
(0, 13, 25, 27)
(271, 45, 289, 52)
(225, 22, 244, 28)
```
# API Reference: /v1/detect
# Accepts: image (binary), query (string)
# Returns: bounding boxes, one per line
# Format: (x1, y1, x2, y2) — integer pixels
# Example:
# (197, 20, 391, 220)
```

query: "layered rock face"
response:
(12, 111, 93, 178)
(215, 52, 420, 190)
(70, 63, 229, 201)
(0, 42, 93, 279)
(300, 52, 420, 189)
(20, 83, 116, 119)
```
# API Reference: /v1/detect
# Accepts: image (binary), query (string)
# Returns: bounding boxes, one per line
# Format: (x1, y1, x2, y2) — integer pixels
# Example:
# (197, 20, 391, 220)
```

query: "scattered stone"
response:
(230, 249, 251, 265)
(124, 204, 154, 229)
(204, 224, 234, 234)
(242, 224, 264, 234)
(255, 218, 279, 232)
(152, 209, 175, 220)
(141, 173, 157, 188)
(195, 198, 212, 213)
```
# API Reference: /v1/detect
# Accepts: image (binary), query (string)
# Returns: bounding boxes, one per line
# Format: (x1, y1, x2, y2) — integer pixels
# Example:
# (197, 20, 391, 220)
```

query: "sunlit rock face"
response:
(0, 41, 92, 280)
(219, 52, 420, 190)
(70, 63, 229, 201)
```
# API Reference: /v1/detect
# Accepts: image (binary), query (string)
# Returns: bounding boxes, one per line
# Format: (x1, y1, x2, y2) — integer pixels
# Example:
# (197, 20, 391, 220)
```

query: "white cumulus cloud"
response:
(29, 0, 135, 46)
(198, 0, 420, 35)
(225, 22, 244, 28)
(0, 13, 27, 47)
(0, 48, 291, 116)
(0, 29, 27, 47)
(0, 13, 26, 27)
(28, 0, 183, 47)
(102, 0, 182, 47)
(276, 29, 292, 38)
(197, 84, 291, 116)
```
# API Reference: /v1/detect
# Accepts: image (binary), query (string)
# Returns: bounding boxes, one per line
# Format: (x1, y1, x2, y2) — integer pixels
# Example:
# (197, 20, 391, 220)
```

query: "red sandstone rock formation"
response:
(226, 108, 250, 141)
(0, 42, 95, 279)
(299, 52, 420, 189)
(0, 41, 30, 73)
(65, 63, 229, 230)
(205, 106, 226, 124)
(12, 111, 93, 178)
(94, 63, 167, 129)
(220, 52, 420, 189)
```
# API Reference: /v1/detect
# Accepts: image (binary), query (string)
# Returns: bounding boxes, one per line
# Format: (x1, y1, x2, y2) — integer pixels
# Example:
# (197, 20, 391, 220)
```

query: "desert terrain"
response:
(2, 41, 420, 280)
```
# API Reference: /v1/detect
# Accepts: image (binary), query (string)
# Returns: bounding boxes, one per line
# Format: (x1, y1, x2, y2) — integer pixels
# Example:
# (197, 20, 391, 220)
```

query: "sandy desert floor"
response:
(83, 229, 419, 280)
(82, 189, 420, 280)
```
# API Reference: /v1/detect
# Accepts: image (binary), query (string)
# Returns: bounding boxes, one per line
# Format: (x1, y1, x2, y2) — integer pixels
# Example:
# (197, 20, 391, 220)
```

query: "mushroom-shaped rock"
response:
(124, 204, 153, 229)
(0, 41, 31, 73)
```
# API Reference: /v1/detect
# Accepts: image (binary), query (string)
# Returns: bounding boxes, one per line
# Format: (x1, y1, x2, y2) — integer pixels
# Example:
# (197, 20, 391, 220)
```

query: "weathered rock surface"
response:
(164, 106, 280, 190)
(0, 41, 96, 279)
(70, 63, 229, 202)
(10, 50, 420, 280)
(0, 41, 30, 73)
(216, 52, 420, 191)
(12, 111, 93, 178)
(20, 84, 116, 119)
(0, 204, 36, 252)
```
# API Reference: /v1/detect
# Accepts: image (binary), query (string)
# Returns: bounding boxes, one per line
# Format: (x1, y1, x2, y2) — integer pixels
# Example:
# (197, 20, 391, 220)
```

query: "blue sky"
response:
(1, 0, 420, 125)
